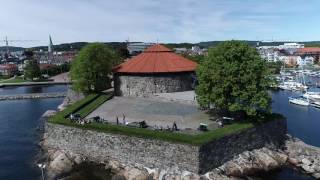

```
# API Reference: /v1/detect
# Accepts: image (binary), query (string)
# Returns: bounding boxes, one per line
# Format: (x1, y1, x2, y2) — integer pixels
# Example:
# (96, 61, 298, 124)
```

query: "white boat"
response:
(311, 101, 320, 108)
(279, 81, 308, 91)
(303, 92, 320, 100)
(289, 97, 310, 106)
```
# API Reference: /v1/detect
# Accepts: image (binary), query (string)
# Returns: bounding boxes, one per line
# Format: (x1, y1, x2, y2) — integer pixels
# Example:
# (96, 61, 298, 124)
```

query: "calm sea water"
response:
(0, 84, 319, 179)
(0, 85, 64, 180)
(0, 84, 69, 95)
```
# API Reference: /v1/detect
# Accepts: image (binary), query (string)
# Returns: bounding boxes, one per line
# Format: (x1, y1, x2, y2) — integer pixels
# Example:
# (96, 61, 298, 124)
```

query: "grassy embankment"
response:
(0, 76, 53, 84)
(48, 93, 283, 146)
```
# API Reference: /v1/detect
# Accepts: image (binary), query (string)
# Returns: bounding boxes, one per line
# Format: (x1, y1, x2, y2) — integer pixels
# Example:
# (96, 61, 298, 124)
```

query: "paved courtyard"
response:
(87, 96, 217, 130)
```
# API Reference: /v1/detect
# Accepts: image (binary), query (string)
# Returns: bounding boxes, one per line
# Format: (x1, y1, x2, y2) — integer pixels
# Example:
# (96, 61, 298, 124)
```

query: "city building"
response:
(279, 55, 300, 67)
(127, 42, 155, 56)
(278, 43, 304, 49)
(296, 47, 320, 63)
(258, 48, 280, 62)
(174, 47, 188, 54)
(113, 44, 197, 97)
(0, 64, 18, 76)
(297, 56, 314, 66)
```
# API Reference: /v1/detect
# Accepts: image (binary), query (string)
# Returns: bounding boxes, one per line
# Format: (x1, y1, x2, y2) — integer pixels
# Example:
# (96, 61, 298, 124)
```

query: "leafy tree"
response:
(71, 43, 120, 93)
(267, 61, 283, 74)
(24, 60, 41, 80)
(196, 40, 271, 117)
(24, 50, 41, 80)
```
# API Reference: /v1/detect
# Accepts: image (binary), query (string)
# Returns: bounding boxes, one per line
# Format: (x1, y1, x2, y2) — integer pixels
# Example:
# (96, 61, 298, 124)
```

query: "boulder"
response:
(106, 160, 123, 174)
(301, 158, 312, 166)
(47, 152, 74, 178)
(252, 150, 279, 171)
(312, 173, 320, 179)
(42, 110, 57, 117)
(302, 164, 315, 173)
(122, 167, 149, 180)
(288, 158, 299, 166)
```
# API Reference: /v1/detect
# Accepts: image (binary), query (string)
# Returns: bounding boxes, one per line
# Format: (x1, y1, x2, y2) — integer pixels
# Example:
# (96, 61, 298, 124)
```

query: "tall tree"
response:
(24, 50, 41, 80)
(71, 43, 120, 93)
(196, 41, 271, 117)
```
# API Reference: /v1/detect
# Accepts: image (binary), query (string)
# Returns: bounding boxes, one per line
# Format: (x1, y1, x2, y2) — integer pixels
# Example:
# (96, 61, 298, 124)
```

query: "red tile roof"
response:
(0, 64, 17, 70)
(113, 44, 197, 73)
(297, 47, 320, 53)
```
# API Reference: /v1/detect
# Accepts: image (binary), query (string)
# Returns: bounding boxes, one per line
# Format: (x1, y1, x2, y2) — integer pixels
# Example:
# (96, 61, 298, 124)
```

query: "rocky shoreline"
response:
(39, 134, 320, 180)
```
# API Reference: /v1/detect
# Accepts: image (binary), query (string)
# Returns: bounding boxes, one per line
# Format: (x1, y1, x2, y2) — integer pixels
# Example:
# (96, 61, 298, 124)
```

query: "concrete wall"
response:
(44, 119, 286, 174)
(113, 73, 194, 97)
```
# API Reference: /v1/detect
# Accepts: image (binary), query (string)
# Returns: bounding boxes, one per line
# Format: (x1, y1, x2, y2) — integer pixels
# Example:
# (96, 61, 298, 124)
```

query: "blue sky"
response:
(1, 0, 320, 47)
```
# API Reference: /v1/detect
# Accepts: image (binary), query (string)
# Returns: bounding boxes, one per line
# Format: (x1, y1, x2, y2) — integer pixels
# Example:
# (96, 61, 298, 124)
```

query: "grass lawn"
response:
(0, 77, 28, 83)
(48, 93, 284, 146)
(0, 76, 52, 84)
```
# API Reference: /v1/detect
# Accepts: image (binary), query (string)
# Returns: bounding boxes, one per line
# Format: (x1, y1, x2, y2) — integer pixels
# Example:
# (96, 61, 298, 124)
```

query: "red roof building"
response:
(113, 44, 197, 97)
(0, 64, 18, 76)
(297, 47, 320, 54)
(113, 44, 197, 73)
(296, 47, 320, 63)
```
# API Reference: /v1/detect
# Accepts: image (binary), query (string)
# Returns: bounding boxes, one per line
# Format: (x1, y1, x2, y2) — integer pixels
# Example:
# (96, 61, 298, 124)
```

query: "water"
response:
(0, 85, 64, 180)
(268, 82, 320, 179)
(272, 89, 320, 147)
(0, 84, 69, 95)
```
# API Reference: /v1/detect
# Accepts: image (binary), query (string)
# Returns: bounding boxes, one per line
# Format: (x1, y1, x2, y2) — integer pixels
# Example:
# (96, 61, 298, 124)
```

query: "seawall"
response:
(44, 118, 286, 174)
(0, 92, 67, 101)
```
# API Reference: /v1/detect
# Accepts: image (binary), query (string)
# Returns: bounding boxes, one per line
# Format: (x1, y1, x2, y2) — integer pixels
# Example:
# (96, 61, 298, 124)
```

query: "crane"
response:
(0, 36, 38, 53)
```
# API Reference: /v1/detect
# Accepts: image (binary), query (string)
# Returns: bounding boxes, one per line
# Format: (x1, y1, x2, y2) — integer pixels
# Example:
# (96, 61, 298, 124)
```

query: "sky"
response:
(0, 0, 320, 47)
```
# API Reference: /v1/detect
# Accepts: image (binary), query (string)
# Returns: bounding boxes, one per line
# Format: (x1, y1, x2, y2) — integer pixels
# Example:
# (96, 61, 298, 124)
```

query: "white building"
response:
(297, 56, 314, 66)
(258, 48, 280, 62)
(127, 43, 155, 55)
(174, 48, 187, 54)
(278, 43, 304, 49)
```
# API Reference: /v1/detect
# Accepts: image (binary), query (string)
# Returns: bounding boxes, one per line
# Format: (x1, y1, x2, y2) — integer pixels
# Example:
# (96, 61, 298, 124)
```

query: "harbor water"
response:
(0, 84, 319, 179)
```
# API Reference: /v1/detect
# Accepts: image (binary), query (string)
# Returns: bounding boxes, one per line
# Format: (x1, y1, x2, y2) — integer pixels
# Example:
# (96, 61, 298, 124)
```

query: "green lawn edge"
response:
(48, 93, 284, 146)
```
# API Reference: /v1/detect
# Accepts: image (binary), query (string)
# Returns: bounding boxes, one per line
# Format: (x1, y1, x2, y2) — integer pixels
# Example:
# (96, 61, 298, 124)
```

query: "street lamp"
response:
(37, 163, 46, 180)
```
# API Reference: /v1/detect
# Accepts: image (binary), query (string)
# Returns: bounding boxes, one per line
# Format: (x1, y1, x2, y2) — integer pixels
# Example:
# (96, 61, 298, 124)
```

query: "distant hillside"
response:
(3, 40, 320, 53)
(197, 41, 320, 48)
(31, 42, 128, 52)
(0, 46, 24, 52)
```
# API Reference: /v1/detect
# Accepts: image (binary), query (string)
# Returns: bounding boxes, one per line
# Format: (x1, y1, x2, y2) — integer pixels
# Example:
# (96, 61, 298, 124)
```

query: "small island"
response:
(41, 42, 320, 179)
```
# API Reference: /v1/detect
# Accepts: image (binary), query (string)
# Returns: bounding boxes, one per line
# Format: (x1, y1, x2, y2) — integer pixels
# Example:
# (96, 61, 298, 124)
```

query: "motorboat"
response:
(289, 97, 310, 106)
(311, 101, 320, 109)
(279, 81, 308, 91)
(303, 92, 320, 101)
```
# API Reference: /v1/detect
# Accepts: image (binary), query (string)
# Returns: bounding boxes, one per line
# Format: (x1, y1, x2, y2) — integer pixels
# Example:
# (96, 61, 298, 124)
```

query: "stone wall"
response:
(44, 123, 200, 172)
(113, 73, 194, 97)
(198, 119, 287, 173)
(44, 119, 286, 174)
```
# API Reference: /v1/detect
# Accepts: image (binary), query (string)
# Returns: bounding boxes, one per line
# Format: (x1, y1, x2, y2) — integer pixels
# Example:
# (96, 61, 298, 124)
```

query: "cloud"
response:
(0, 0, 319, 47)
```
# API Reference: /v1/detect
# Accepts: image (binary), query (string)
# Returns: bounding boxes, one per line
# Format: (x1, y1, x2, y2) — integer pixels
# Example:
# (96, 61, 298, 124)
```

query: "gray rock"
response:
(288, 158, 299, 166)
(312, 173, 320, 179)
(302, 158, 312, 166)
(48, 152, 74, 178)
(302, 164, 315, 173)
(122, 167, 149, 180)
(42, 110, 57, 117)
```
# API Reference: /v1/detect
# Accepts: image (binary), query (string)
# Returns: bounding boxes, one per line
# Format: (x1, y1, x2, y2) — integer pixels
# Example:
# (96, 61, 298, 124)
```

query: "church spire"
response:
(48, 35, 54, 53)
